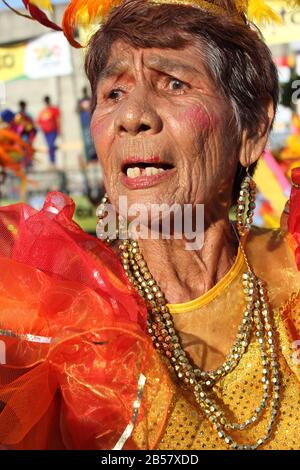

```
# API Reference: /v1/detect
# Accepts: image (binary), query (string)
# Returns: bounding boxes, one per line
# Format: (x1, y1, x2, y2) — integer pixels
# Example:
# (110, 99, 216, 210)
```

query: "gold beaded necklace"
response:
(117, 233, 281, 450)
(97, 184, 281, 449)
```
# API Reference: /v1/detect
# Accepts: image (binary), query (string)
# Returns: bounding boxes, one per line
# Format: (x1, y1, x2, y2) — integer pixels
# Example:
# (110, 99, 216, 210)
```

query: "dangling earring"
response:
(96, 192, 127, 245)
(236, 167, 256, 238)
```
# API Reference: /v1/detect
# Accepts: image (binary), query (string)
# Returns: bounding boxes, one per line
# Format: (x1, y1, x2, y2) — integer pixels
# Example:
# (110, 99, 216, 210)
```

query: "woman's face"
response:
(91, 38, 238, 219)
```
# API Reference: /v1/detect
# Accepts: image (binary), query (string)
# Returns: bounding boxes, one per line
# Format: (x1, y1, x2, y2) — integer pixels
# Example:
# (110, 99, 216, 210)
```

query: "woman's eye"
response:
(106, 88, 123, 101)
(167, 77, 189, 93)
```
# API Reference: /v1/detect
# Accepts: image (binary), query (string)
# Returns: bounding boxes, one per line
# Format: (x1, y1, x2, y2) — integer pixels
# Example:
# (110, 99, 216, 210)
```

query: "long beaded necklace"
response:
(117, 232, 281, 450)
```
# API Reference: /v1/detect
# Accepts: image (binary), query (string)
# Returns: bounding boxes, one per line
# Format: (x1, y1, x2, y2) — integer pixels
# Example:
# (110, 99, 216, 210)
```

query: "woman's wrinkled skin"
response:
(91, 38, 275, 370)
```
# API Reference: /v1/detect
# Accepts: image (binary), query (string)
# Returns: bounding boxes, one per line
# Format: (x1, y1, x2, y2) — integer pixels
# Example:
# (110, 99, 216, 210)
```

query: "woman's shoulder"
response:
(246, 226, 300, 307)
(246, 227, 300, 372)
(246, 225, 296, 267)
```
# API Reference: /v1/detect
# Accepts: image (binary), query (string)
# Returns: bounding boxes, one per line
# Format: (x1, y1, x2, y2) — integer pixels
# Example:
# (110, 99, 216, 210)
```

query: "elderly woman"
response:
(0, 0, 300, 451)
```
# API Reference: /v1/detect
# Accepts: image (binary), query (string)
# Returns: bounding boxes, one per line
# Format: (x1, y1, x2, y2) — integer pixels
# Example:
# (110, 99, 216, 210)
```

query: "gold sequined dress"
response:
(132, 228, 300, 450)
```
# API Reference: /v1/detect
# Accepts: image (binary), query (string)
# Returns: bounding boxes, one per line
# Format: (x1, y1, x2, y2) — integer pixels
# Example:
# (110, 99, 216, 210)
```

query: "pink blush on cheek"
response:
(91, 114, 116, 149)
(178, 105, 216, 129)
(90, 118, 106, 139)
(90, 116, 115, 157)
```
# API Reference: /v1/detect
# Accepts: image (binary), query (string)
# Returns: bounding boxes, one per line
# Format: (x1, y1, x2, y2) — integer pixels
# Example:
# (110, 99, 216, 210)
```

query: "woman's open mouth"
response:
(120, 160, 176, 189)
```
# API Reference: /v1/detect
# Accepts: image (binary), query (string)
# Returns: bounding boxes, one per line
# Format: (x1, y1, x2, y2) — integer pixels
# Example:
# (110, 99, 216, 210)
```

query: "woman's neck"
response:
(136, 218, 238, 304)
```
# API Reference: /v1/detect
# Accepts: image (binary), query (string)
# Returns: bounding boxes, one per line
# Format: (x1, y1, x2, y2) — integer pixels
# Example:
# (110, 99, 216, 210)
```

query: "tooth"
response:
(127, 167, 141, 178)
(158, 168, 165, 173)
(145, 167, 161, 176)
(133, 167, 142, 177)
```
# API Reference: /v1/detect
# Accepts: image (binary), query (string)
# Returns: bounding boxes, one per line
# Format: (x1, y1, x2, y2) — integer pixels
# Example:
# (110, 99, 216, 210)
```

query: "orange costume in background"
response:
(0, 128, 34, 177)
(0, 174, 299, 449)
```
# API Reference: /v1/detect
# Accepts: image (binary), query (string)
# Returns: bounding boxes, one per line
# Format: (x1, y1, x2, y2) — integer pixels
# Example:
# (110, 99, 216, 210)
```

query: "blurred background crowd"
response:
(0, 0, 300, 234)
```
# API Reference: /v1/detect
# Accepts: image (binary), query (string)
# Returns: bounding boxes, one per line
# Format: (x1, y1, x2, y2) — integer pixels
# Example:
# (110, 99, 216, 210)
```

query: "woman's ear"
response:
(239, 100, 275, 167)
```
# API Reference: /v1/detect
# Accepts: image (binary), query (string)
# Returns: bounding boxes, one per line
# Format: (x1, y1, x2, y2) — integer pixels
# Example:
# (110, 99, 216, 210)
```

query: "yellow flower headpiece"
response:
(2, 0, 300, 47)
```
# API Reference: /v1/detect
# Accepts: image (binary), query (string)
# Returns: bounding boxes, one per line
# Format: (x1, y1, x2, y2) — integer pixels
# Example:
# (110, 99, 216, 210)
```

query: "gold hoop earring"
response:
(96, 193, 119, 245)
(96, 193, 127, 245)
(236, 167, 256, 238)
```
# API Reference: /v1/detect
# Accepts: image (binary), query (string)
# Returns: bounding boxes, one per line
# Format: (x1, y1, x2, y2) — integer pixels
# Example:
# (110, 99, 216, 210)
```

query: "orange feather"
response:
(62, 0, 122, 47)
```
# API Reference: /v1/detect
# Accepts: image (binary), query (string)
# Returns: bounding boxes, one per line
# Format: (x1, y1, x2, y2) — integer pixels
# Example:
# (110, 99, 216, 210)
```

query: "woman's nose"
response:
(114, 94, 163, 137)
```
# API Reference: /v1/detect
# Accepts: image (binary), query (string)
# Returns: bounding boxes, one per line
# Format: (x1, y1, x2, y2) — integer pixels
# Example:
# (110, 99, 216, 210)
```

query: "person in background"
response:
(0, 109, 15, 127)
(37, 96, 60, 166)
(0, 103, 36, 169)
(1, 102, 36, 147)
(15, 101, 36, 140)
(77, 86, 91, 113)
(77, 86, 97, 162)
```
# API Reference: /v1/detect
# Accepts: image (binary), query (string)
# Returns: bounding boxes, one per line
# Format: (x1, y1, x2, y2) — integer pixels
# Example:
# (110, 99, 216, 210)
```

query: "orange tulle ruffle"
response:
(0, 192, 171, 449)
